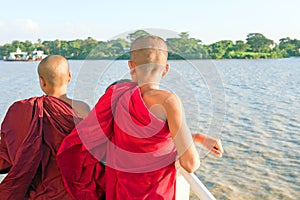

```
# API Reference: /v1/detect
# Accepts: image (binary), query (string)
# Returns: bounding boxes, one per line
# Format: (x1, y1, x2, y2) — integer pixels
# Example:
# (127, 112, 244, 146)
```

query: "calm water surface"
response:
(0, 59, 299, 199)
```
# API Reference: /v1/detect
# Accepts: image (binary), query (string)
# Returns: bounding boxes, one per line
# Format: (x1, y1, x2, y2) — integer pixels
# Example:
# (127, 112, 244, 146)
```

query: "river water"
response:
(0, 58, 299, 199)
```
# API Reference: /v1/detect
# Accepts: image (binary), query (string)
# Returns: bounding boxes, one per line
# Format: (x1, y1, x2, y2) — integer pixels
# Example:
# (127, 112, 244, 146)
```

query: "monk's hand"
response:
(192, 133, 224, 157)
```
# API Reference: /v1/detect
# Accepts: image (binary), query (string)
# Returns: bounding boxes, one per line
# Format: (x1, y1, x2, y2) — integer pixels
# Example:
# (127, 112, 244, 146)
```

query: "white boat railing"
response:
(176, 161, 216, 200)
(1, 167, 216, 200)
(0, 174, 7, 183)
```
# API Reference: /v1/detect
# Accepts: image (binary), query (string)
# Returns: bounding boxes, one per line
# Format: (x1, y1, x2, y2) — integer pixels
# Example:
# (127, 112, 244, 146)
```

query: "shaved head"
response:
(130, 35, 168, 66)
(38, 55, 70, 87)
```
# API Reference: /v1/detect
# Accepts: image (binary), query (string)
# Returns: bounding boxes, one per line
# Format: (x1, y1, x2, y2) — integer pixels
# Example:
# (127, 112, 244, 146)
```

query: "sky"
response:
(0, 0, 299, 45)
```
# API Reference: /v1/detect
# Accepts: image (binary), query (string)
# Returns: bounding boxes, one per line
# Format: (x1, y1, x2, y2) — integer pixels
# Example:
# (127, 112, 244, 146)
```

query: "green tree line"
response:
(0, 30, 299, 60)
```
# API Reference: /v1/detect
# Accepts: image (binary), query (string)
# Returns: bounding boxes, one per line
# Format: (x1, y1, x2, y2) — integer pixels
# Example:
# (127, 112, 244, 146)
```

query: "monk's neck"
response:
(46, 87, 68, 100)
(139, 83, 160, 93)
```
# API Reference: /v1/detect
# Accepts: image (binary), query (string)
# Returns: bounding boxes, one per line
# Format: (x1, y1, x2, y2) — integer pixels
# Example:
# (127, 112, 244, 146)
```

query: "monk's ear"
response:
(128, 61, 135, 70)
(128, 61, 136, 75)
(162, 64, 170, 77)
(39, 76, 46, 87)
(67, 71, 71, 83)
(128, 61, 137, 82)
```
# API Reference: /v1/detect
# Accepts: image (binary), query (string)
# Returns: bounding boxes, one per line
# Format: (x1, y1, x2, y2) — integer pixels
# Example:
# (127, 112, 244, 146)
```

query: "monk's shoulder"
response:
(71, 100, 90, 118)
(158, 91, 181, 112)
(155, 90, 177, 103)
(149, 89, 171, 101)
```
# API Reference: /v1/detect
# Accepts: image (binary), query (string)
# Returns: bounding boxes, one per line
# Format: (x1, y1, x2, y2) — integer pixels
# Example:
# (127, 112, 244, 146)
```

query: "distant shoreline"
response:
(0, 30, 299, 60)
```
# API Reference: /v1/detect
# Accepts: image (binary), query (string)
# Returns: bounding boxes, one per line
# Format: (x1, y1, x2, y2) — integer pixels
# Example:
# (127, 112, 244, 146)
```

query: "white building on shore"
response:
(6, 47, 29, 61)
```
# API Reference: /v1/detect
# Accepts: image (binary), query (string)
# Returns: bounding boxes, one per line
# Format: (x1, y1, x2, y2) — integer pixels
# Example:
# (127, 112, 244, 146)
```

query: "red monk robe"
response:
(57, 82, 178, 200)
(0, 96, 82, 200)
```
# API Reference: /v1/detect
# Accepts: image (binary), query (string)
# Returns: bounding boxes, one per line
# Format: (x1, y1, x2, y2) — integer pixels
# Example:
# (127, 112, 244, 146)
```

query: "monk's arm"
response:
(164, 94, 200, 173)
(192, 133, 224, 157)
(0, 132, 12, 173)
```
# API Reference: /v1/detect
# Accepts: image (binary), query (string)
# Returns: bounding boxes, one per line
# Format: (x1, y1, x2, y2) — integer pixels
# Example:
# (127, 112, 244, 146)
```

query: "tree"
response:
(209, 40, 233, 59)
(23, 40, 35, 52)
(232, 40, 250, 52)
(0, 44, 14, 58)
(68, 39, 82, 58)
(179, 32, 189, 39)
(42, 41, 53, 55)
(60, 40, 70, 57)
(79, 37, 98, 58)
(279, 37, 300, 57)
(127, 30, 150, 42)
(35, 39, 44, 51)
(246, 33, 274, 52)
(11, 40, 25, 51)
(166, 32, 208, 59)
(110, 38, 130, 49)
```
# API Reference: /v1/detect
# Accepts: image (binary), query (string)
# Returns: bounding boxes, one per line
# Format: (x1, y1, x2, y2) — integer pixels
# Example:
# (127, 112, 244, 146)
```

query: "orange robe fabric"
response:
(0, 96, 82, 200)
(57, 82, 177, 200)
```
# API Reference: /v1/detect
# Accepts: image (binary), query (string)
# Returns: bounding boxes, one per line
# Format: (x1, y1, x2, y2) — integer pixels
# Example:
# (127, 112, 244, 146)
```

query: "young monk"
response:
(0, 55, 90, 199)
(57, 36, 223, 200)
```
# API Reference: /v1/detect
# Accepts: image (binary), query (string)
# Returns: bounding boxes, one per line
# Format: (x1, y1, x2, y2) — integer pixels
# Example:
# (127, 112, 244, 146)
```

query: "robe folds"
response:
(57, 82, 177, 200)
(0, 96, 82, 200)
